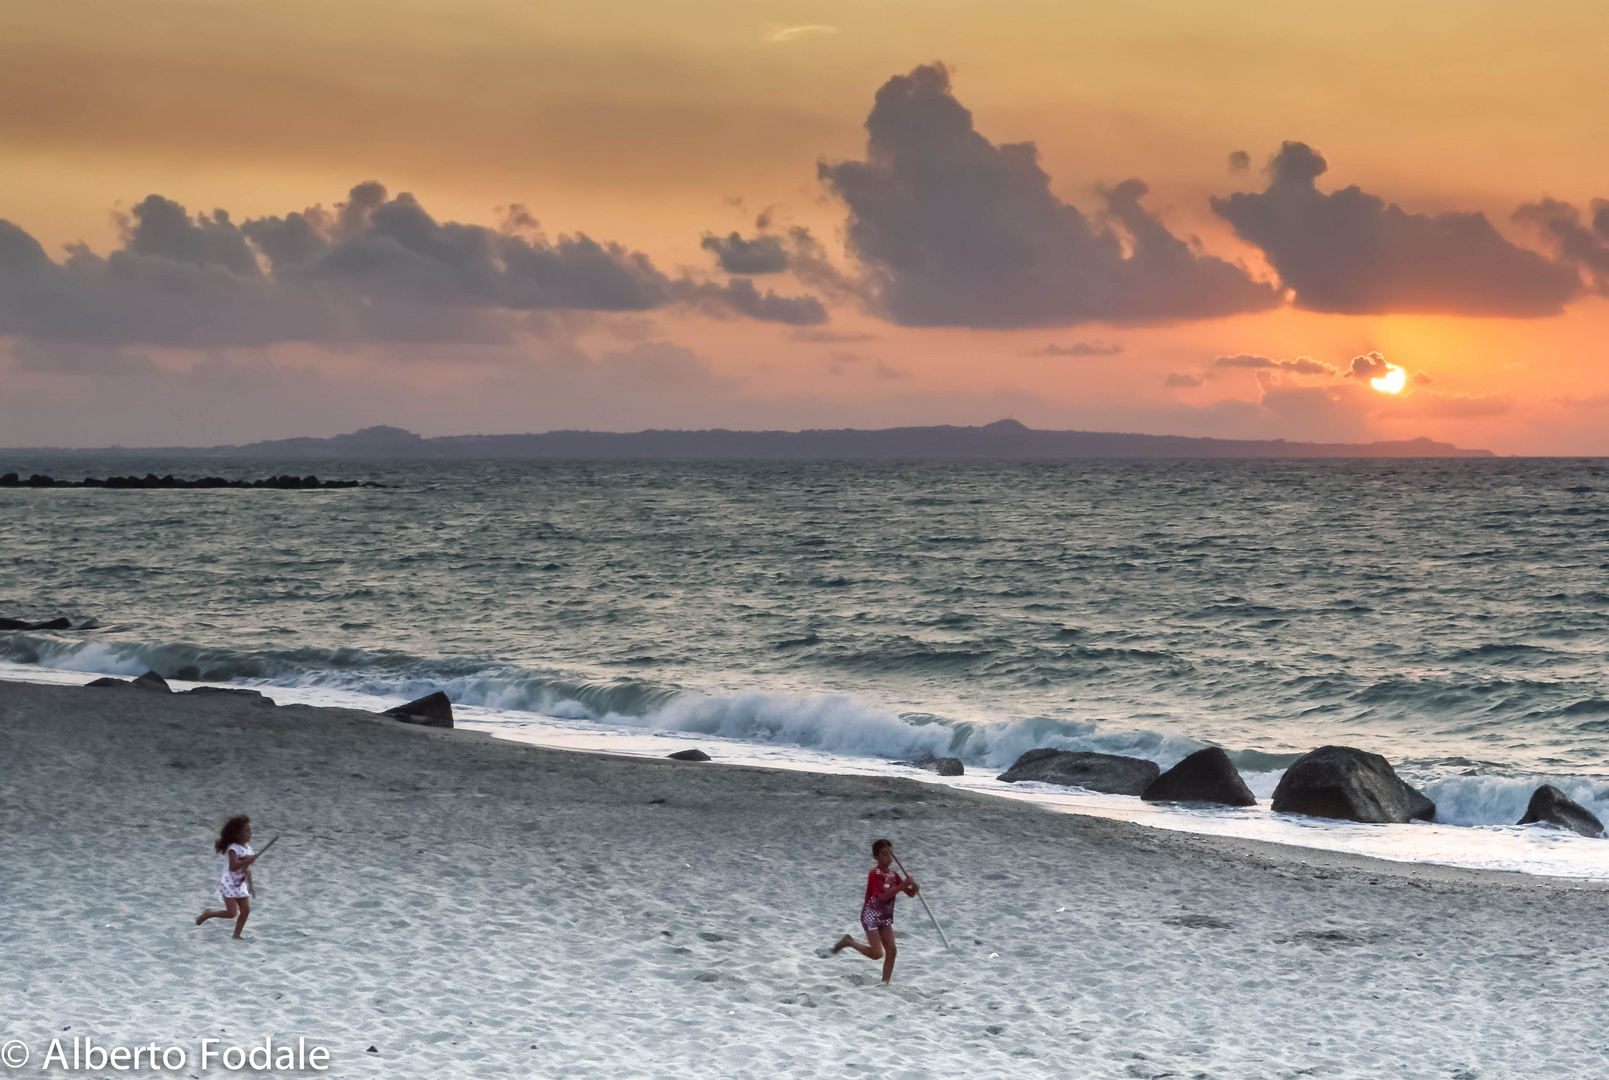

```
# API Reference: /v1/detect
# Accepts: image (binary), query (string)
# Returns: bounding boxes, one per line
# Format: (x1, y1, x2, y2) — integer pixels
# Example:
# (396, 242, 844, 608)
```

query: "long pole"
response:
(892, 853, 951, 950)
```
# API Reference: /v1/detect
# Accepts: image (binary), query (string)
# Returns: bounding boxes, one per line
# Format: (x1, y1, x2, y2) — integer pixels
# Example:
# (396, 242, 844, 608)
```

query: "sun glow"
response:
(1371, 366, 1407, 394)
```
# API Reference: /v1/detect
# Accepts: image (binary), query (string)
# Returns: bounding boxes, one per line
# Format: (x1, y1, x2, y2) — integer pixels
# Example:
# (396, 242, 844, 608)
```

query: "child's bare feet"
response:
(831, 935, 853, 954)
(195, 914, 206, 925)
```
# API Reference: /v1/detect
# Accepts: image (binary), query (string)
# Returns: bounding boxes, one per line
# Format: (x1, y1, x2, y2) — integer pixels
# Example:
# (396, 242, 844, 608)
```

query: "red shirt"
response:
(864, 865, 903, 915)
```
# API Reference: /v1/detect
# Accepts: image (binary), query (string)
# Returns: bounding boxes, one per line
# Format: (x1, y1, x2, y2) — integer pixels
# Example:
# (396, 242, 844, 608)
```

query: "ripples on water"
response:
(3, 456, 1608, 830)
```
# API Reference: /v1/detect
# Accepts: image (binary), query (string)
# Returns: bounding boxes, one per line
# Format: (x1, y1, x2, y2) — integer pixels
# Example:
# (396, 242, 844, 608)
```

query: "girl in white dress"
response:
(195, 815, 256, 939)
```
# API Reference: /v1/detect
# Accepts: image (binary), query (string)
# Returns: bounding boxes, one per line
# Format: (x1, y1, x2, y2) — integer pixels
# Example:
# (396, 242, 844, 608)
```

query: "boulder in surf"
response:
(1142, 747, 1256, 806)
(905, 754, 965, 776)
(1270, 745, 1434, 823)
(1516, 784, 1604, 838)
(85, 676, 130, 688)
(131, 671, 172, 693)
(668, 748, 711, 761)
(383, 691, 454, 729)
(996, 749, 1159, 795)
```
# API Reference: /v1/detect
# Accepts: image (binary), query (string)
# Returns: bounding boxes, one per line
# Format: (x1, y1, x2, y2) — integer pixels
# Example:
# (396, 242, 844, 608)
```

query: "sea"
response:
(4, 455, 1609, 878)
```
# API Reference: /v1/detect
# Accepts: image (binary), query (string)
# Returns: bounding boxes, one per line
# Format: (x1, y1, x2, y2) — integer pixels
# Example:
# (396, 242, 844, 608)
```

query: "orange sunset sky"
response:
(3, 0, 1608, 453)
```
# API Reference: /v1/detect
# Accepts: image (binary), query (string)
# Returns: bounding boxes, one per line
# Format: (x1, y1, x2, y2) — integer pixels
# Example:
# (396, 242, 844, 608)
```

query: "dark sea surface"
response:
(5, 455, 1609, 834)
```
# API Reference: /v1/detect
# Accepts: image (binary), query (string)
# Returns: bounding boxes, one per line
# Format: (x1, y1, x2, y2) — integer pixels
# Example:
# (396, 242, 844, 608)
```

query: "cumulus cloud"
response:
(818, 64, 1278, 328)
(1513, 196, 1609, 294)
(1165, 372, 1204, 387)
(700, 231, 789, 275)
(790, 328, 880, 343)
(1211, 142, 1580, 317)
(1215, 353, 1339, 376)
(1228, 151, 1251, 173)
(1027, 341, 1123, 357)
(1346, 351, 1391, 380)
(0, 182, 829, 349)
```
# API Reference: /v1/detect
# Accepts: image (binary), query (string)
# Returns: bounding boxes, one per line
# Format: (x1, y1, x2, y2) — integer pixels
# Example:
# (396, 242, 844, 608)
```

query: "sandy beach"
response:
(3, 678, 1608, 1079)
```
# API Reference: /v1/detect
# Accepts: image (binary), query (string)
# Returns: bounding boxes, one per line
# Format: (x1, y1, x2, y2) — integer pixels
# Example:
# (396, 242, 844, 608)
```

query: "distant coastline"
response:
(4, 418, 1496, 460)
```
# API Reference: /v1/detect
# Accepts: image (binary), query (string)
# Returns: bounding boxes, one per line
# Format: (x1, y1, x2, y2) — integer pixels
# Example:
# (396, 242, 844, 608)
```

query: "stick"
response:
(892, 853, 952, 950)
(246, 836, 276, 898)
(252, 835, 279, 859)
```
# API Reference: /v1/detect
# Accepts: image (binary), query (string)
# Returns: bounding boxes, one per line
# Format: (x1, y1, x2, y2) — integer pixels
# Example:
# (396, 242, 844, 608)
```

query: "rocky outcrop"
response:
(1, 616, 101, 631)
(1270, 745, 1435, 823)
(382, 691, 453, 728)
(902, 754, 965, 776)
(131, 671, 172, 693)
(668, 748, 711, 761)
(996, 749, 1160, 795)
(85, 677, 130, 688)
(1516, 785, 1605, 838)
(1142, 747, 1256, 806)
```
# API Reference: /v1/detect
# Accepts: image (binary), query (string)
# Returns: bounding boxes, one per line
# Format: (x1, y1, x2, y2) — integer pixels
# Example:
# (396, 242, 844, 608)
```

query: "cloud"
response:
(1165, 372, 1204, 387)
(1346, 351, 1390, 380)
(818, 63, 1278, 328)
(1381, 390, 1513, 418)
(700, 232, 789, 275)
(1513, 196, 1609, 294)
(1027, 341, 1123, 357)
(767, 25, 840, 42)
(874, 361, 912, 380)
(790, 328, 880, 343)
(1215, 353, 1339, 376)
(1228, 151, 1251, 173)
(1211, 142, 1580, 317)
(1412, 371, 1433, 386)
(0, 182, 829, 348)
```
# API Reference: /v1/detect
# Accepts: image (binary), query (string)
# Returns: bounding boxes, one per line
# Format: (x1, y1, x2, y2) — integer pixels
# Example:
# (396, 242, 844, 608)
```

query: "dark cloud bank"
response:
(1211, 143, 1582, 317)
(0, 183, 827, 349)
(817, 63, 1279, 328)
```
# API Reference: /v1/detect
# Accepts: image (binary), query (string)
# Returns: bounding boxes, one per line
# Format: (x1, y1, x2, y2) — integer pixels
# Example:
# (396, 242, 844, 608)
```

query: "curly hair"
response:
(871, 838, 892, 856)
(215, 815, 251, 854)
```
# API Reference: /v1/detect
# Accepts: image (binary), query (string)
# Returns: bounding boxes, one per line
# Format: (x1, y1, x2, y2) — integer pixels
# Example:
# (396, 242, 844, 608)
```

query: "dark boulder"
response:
(76, 619, 100, 631)
(996, 748, 1160, 795)
(0, 618, 30, 630)
(185, 686, 274, 706)
(85, 676, 130, 688)
(1271, 745, 1434, 823)
(1516, 785, 1604, 838)
(383, 691, 453, 728)
(132, 671, 172, 693)
(1142, 747, 1256, 806)
(26, 617, 72, 631)
(905, 754, 965, 776)
(0, 473, 17, 486)
(668, 748, 711, 761)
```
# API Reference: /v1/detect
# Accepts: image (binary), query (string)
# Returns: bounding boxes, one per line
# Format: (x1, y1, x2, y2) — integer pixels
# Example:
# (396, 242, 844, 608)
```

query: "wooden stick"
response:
(892, 853, 952, 950)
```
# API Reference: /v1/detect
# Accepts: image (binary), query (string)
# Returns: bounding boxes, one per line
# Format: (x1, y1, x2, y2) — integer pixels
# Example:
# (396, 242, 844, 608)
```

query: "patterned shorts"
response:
(861, 904, 893, 933)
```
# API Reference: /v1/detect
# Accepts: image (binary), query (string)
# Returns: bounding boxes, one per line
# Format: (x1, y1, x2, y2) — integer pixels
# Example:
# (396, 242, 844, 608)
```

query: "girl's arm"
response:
(876, 876, 908, 903)
(227, 850, 257, 873)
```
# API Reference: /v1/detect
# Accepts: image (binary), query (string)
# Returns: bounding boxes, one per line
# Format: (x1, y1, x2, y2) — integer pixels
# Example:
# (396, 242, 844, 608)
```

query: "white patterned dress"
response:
(219, 842, 254, 899)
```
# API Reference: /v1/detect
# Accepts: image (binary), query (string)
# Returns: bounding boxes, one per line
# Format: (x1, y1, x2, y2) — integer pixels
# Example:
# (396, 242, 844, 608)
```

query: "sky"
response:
(3, 0, 1608, 453)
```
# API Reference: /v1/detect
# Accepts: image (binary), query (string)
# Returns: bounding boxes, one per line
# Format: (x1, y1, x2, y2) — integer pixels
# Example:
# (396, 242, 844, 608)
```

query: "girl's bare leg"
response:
(833, 932, 884, 960)
(232, 896, 251, 938)
(876, 926, 898, 982)
(197, 897, 239, 925)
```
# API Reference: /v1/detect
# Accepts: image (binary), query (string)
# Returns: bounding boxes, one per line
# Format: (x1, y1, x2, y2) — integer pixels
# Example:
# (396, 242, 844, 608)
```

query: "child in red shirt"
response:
(832, 838, 919, 983)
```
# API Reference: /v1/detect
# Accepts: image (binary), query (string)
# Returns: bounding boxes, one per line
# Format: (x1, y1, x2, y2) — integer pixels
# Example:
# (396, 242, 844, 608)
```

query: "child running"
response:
(832, 838, 919, 984)
(195, 815, 256, 939)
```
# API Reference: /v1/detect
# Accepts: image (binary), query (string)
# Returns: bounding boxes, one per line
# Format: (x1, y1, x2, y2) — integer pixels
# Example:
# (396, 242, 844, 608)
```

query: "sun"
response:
(1371, 365, 1406, 394)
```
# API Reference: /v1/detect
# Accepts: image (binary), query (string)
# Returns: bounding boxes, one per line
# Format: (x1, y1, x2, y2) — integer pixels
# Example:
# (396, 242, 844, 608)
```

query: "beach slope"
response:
(1, 679, 1605, 1078)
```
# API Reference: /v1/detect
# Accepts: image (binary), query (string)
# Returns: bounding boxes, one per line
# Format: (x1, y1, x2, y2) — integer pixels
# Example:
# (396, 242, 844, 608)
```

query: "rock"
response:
(1516, 784, 1605, 838)
(382, 691, 453, 728)
(85, 676, 130, 688)
(1142, 747, 1256, 806)
(26, 617, 72, 631)
(904, 754, 965, 776)
(131, 671, 172, 693)
(0, 618, 30, 630)
(996, 748, 1160, 795)
(185, 686, 274, 706)
(75, 619, 100, 630)
(668, 748, 711, 761)
(0, 473, 17, 486)
(1271, 745, 1435, 823)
